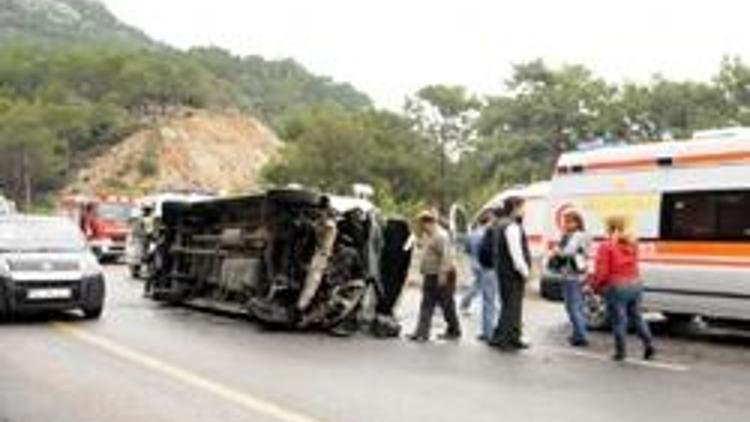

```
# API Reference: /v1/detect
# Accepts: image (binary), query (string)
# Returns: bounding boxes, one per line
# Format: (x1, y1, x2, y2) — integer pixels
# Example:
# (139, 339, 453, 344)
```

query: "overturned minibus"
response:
(146, 189, 412, 337)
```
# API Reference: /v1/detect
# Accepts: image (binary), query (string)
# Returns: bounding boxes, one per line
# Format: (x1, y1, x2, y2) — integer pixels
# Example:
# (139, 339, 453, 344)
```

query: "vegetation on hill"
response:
(0, 0, 154, 47)
(0, 2, 373, 208)
(187, 47, 372, 127)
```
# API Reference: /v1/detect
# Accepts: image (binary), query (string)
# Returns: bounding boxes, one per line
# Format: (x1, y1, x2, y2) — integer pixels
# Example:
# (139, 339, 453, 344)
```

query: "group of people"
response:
(408, 196, 656, 362)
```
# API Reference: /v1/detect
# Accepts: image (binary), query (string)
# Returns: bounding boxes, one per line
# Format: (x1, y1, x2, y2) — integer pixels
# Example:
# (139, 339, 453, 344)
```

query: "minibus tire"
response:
(663, 312, 695, 325)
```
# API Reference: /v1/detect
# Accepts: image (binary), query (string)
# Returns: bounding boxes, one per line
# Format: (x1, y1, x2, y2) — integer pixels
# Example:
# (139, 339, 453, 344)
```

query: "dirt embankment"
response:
(66, 110, 281, 195)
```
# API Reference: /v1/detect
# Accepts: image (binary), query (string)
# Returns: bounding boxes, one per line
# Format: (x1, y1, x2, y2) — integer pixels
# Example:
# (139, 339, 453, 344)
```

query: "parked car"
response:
(0, 215, 106, 319)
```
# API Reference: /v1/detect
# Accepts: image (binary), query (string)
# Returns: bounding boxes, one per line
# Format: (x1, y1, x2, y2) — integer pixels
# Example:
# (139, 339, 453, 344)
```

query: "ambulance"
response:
(542, 128, 750, 326)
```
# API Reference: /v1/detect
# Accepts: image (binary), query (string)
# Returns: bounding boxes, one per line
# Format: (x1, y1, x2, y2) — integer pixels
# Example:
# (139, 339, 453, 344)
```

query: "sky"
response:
(102, 0, 750, 110)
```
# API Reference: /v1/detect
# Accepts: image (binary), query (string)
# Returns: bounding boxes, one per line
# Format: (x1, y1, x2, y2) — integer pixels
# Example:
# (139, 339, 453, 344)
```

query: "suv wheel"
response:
(130, 264, 141, 279)
(83, 305, 103, 320)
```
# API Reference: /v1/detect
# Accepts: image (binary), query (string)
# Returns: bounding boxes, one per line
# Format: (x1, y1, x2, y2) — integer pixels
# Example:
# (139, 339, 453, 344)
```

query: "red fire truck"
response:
(60, 195, 136, 262)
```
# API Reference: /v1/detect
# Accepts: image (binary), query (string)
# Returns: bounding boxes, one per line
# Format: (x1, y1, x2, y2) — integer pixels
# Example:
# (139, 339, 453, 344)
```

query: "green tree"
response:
(264, 107, 434, 209)
(0, 103, 64, 208)
(467, 60, 616, 208)
(479, 60, 615, 160)
(405, 85, 480, 211)
(615, 77, 732, 141)
(716, 56, 750, 125)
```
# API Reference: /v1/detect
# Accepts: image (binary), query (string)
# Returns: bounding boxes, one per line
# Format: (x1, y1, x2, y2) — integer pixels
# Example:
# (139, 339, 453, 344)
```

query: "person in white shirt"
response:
(489, 197, 532, 351)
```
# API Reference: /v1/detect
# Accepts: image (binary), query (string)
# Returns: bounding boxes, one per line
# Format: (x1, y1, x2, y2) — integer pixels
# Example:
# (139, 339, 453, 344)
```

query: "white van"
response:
(542, 129, 750, 325)
(0, 196, 16, 215)
(125, 192, 214, 278)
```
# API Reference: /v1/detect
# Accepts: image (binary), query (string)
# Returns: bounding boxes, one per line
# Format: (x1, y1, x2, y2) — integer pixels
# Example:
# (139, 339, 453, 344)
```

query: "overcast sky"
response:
(102, 0, 750, 109)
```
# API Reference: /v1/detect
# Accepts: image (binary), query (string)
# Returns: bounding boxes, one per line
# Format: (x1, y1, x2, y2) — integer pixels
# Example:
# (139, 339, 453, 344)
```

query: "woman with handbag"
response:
(591, 215, 655, 361)
(551, 211, 591, 347)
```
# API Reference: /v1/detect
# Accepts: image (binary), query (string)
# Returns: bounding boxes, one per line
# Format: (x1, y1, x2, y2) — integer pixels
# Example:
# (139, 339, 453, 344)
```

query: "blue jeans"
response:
(461, 265, 499, 338)
(561, 277, 588, 343)
(605, 285, 653, 355)
(460, 264, 482, 311)
(479, 270, 499, 339)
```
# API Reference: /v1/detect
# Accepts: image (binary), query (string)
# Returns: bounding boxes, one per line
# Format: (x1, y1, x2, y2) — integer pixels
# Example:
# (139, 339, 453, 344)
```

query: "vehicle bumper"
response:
(90, 240, 126, 259)
(0, 275, 105, 315)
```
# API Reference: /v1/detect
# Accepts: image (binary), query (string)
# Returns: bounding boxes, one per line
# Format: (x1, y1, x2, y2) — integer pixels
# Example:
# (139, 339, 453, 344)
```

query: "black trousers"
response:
(414, 274, 461, 337)
(492, 274, 525, 345)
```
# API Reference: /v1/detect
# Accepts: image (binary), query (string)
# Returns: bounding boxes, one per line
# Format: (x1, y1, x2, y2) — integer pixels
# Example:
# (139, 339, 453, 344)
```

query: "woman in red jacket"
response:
(591, 216, 655, 361)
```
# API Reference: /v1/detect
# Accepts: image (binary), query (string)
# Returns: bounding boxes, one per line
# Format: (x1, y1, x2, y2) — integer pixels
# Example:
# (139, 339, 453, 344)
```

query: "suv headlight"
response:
(81, 254, 103, 278)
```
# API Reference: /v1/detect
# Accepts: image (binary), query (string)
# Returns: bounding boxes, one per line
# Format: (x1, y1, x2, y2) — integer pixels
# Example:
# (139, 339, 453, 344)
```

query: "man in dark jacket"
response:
(490, 196, 531, 351)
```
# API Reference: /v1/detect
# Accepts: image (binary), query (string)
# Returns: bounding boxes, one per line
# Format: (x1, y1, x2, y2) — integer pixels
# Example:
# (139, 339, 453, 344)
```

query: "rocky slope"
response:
(66, 110, 281, 195)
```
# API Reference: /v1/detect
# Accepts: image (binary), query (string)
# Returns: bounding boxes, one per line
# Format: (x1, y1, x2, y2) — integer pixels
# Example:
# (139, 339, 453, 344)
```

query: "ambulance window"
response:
(716, 192, 750, 240)
(662, 190, 750, 241)
(662, 194, 715, 240)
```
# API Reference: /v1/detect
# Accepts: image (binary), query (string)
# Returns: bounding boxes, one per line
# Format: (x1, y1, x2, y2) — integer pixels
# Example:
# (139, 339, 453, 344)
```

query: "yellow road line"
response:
(51, 323, 327, 422)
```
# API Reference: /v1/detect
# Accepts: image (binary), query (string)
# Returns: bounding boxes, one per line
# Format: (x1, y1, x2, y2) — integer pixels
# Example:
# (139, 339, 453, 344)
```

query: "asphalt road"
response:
(2, 266, 750, 422)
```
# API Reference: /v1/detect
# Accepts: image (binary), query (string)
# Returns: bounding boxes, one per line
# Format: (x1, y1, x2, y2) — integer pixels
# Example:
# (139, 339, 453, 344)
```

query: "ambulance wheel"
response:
(129, 265, 141, 279)
(663, 312, 695, 325)
(583, 290, 610, 330)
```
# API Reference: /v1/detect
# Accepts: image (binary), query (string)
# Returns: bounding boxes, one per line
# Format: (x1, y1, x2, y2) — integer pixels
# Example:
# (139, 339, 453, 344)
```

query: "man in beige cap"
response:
(408, 210, 462, 342)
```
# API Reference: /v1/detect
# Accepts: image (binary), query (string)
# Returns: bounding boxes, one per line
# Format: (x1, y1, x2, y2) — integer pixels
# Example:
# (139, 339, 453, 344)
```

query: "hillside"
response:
(0, 0, 371, 122)
(0, 0, 154, 47)
(66, 110, 281, 195)
(188, 47, 372, 124)
(0, 0, 372, 207)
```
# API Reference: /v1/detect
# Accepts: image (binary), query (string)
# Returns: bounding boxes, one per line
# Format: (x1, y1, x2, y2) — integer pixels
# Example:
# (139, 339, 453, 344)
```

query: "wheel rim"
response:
(584, 290, 608, 328)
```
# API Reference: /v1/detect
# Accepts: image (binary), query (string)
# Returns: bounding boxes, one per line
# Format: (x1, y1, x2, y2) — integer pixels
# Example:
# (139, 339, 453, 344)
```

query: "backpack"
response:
(478, 226, 497, 269)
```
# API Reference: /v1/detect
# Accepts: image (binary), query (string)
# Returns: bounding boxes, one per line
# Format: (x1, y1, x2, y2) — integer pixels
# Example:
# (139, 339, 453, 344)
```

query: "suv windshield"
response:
(96, 203, 133, 222)
(0, 218, 87, 253)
